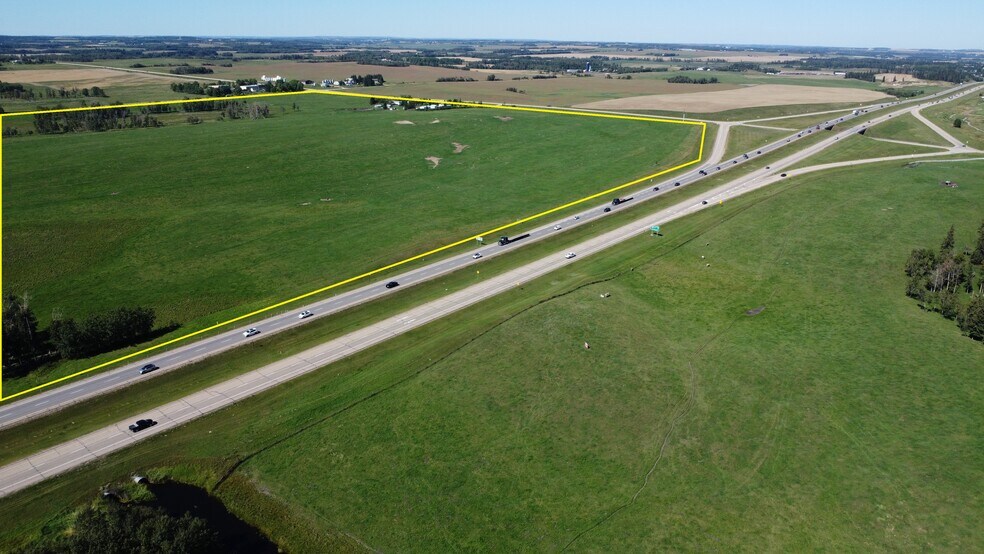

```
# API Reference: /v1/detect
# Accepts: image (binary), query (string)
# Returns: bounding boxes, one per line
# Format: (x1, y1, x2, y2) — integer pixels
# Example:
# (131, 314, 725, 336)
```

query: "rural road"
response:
(0, 82, 979, 497)
(0, 83, 976, 433)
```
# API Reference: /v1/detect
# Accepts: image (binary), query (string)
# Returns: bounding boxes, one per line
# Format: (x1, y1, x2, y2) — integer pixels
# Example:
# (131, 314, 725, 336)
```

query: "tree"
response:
(2, 293, 42, 374)
(940, 225, 955, 258)
(971, 220, 984, 265)
(962, 295, 984, 341)
(953, 118, 963, 128)
(486, 74, 496, 81)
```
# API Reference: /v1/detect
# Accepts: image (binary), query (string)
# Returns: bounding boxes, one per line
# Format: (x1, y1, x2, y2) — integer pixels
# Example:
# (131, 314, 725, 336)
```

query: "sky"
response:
(2, 0, 982, 50)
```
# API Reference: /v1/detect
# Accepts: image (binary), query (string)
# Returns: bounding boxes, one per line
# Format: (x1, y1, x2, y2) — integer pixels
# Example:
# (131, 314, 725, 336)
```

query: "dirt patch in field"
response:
(425, 156, 442, 168)
(495, 116, 513, 122)
(394, 120, 415, 125)
(575, 84, 891, 113)
(451, 142, 469, 153)
(4, 67, 183, 87)
(430, 119, 441, 124)
(745, 306, 766, 316)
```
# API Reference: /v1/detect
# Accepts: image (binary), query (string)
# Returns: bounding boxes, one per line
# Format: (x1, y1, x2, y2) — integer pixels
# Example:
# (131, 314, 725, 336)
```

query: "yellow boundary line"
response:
(0, 90, 705, 402)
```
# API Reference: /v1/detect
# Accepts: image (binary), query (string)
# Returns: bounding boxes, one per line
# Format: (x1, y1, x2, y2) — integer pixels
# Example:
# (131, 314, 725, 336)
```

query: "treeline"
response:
(350, 74, 385, 86)
(170, 79, 304, 96)
(904, 223, 984, 341)
(785, 57, 981, 83)
(178, 99, 271, 119)
(2, 295, 158, 377)
(335, 50, 464, 68)
(1, 82, 108, 100)
(882, 88, 924, 98)
(436, 76, 476, 82)
(466, 57, 620, 73)
(845, 70, 877, 82)
(169, 64, 214, 75)
(668, 75, 719, 84)
(32, 106, 161, 134)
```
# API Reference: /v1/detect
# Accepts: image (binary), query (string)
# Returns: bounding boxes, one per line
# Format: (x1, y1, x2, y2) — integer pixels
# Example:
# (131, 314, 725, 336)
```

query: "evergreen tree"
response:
(940, 225, 955, 258)
(971, 220, 984, 265)
(2, 293, 42, 374)
(962, 295, 984, 341)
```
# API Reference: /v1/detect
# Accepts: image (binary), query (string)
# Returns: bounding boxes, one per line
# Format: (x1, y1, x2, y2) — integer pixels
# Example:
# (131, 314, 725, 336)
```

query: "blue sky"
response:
(2, 0, 981, 50)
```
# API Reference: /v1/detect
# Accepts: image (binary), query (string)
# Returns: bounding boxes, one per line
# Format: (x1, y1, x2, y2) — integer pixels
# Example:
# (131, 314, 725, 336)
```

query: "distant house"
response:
(261, 74, 284, 83)
(239, 83, 263, 93)
(343, 77, 356, 86)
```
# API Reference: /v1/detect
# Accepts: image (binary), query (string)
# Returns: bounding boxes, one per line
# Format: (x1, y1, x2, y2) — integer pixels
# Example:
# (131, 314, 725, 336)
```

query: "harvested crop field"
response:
(575, 84, 891, 113)
(3, 67, 184, 87)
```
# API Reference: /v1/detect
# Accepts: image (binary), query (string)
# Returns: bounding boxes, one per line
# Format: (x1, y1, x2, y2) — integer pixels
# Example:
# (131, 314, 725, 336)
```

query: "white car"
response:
(243, 327, 260, 337)
(298, 310, 313, 319)
(565, 252, 576, 259)
(553, 225, 562, 231)
(472, 252, 482, 259)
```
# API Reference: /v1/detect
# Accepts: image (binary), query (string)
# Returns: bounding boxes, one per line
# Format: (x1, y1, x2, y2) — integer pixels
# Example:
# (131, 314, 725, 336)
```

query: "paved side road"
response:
(1, 83, 981, 498)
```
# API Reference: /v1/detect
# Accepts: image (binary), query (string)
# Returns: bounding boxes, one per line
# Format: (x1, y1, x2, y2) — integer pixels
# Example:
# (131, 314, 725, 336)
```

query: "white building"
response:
(261, 74, 284, 83)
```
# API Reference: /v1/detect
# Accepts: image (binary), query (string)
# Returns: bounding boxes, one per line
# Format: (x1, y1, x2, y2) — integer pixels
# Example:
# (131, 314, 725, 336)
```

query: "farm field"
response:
(2, 160, 981, 552)
(1, 93, 699, 392)
(573, 84, 891, 113)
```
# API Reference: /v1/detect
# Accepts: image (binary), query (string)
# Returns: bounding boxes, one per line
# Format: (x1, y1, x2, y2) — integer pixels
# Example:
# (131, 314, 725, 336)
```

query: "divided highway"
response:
(0, 83, 977, 433)
(0, 82, 980, 497)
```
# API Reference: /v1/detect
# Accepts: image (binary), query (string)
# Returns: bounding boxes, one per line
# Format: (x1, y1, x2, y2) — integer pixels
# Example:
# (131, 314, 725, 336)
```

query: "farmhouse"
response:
(261, 74, 284, 83)
(239, 83, 263, 93)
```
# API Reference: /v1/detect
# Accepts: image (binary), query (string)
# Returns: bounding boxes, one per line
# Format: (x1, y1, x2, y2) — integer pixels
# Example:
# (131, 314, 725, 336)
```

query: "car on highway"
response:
(674, 182, 681, 186)
(472, 252, 483, 259)
(603, 207, 611, 212)
(298, 310, 313, 319)
(565, 252, 576, 259)
(757, 151, 762, 154)
(138, 363, 159, 375)
(698, 170, 707, 176)
(243, 327, 260, 337)
(780, 173, 787, 177)
(701, 200, 708, 205)
(652, 186, 659, 191)
(553, 225, 562, 231)
(129, 419, 157, 433)
(385, 281, 400, 289)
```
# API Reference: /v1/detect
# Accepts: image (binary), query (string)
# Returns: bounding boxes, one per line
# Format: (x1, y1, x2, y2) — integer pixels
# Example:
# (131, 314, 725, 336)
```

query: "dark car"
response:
(780, 173, 787, 177)
(674, 182, 681, 186)
(129, 419, 157, 433)
(756, 150, 762, 154)
(698, 170, 707, 176)
(138, 363, 159, 375)
(701, 200, 708, 205)
(653, 186, 659, 191)
(603, 207, 611, 212)
(385, 281, 400, 289)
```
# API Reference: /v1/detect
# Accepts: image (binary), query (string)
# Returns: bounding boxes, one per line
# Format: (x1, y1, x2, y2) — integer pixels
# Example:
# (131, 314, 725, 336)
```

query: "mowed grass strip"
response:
(722, 124, 792, 160)
(1, 94, 699, 395)
(1, 160, 981, 551)
(789, 133, 945, 170)
(866, 111, 953, 147)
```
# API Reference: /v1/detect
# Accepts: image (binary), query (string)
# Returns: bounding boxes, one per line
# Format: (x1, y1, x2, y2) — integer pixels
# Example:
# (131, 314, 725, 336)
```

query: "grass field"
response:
(866, 112, 953, 147)
(1, 93, 699, 394)
(722, 124, 792, 160)
(921, 91, 984, 150)
(1, 159, 981, 551)
(789, 133, 946, 169)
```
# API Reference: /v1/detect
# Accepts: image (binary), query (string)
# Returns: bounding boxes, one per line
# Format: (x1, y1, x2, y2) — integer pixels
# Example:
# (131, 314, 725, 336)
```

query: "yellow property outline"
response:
(0, 89, 705, 401)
